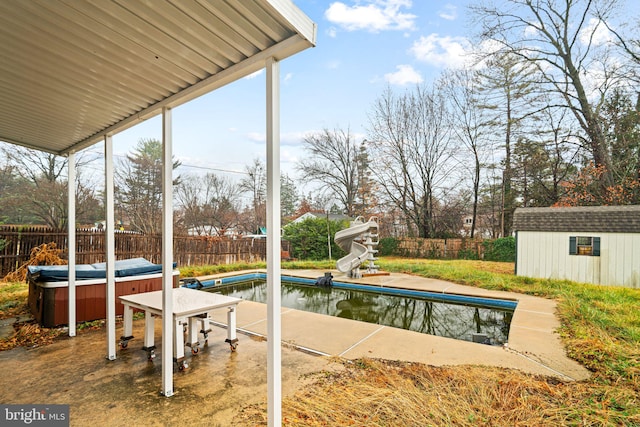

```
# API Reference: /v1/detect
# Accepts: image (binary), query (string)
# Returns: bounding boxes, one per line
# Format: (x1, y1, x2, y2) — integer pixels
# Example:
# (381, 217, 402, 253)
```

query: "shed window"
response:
(569, 236, 601, 256)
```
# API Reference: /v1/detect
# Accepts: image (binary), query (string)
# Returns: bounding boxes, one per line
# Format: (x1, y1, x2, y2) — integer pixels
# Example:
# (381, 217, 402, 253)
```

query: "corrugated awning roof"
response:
(0, 0, 316, 155)
(513, 206, 640, 233)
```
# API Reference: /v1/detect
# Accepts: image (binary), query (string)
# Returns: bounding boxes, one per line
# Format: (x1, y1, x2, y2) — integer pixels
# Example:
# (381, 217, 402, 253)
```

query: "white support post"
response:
(67, 151, 76, 337)
(105, 135, 117, 360)
(161, 106, 175, 397)
(265, 56, 282, 427)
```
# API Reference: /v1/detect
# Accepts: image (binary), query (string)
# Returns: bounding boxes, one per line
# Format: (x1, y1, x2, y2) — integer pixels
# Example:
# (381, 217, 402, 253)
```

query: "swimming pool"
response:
(183, 272, 516, 345)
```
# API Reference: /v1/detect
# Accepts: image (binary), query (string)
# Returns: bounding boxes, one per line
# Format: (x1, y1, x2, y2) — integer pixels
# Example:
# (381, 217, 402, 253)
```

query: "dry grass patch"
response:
(236, 358, 640, 426)
(2, 242, 67, 282)
(0, 322, 63, 351)
(1, 258, 638, 425)
(382, 257, 515, 276)
(0, 281, 29, 319)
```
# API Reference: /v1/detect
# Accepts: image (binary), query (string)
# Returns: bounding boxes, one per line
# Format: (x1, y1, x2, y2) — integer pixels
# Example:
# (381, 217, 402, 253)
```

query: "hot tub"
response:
(27, 258, 179, 328)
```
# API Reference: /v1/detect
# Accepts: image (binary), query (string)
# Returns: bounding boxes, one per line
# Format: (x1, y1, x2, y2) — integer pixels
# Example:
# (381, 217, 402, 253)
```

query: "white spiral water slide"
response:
(335, 217, 379, 276)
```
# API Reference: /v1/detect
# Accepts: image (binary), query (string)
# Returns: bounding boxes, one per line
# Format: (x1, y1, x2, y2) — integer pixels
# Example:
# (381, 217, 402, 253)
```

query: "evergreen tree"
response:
(476, 52, 540, 236)
(115, 139, 180, 234)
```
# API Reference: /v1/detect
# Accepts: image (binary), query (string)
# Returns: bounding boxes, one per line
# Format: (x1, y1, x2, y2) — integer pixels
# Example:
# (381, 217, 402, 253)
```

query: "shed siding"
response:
(516, 231, 639, 288)
(632, 235, 640, 287)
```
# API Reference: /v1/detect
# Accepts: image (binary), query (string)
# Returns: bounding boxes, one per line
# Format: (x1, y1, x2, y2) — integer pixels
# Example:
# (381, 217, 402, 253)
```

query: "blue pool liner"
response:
(181, 272, 517, 311)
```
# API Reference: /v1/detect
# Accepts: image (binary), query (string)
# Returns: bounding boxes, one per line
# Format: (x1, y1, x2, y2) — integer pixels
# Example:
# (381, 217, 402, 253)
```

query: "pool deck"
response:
(0, 269, 590, 425)
(205, 269, 589, 381)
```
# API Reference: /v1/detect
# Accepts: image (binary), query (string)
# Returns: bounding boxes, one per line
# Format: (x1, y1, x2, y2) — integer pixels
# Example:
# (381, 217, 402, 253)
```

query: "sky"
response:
(95, 0, 476, 190)
(87, 0, 637, 196)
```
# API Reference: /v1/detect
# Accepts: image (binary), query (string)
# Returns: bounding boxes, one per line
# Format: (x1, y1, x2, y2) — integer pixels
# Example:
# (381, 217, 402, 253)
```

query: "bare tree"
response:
(0, 159, 26, 223)
(175, 173, 241, 236)
(513, 103, 581, 206)
(0, 144, 101, 227)
(1, 145, 69, 184)
(239, 158, 266, 234)
(297, 128, 361, 216)
(443, 68, 493, 238)
(367, 84, 455, 238)
(599, 14, 640, 68)
(471, 0, 625, 188)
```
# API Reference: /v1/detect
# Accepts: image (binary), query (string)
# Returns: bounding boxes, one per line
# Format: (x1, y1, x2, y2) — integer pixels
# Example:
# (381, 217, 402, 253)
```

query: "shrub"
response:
(483, 237, 516, 262)
(457, 248, 479, 260)
(378, 237, 398, 256)
(283, 218, 348, 260)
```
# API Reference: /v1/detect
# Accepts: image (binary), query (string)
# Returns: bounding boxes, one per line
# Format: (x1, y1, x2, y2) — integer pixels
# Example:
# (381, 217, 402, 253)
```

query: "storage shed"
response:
(513, 206, 640, 288)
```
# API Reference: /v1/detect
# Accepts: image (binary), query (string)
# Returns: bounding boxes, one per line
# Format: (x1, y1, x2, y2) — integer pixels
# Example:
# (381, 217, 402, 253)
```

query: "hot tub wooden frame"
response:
(28, 271, 179, 328)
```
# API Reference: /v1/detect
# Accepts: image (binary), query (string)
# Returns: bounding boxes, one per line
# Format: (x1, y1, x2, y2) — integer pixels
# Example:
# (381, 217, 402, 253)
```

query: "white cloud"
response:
(384, 64, 423, 85)
(247, 132, 264, 143)
(327, 27, 338, 38)
(409, 33, 471, 68)
(471, 39, 503, 68)
(281, 148, 299, 167)
(325, 0, 416, 33)
(579, 18, 613, 46)
(245, 69, 264, 79)
(246, 131, 306, 147)
(327, 59, 341, 69)
(284, 73, 293, 83)
(438, 4, 457, 21)
(281, 131, 307, 146)
(523, 25, 539, 38)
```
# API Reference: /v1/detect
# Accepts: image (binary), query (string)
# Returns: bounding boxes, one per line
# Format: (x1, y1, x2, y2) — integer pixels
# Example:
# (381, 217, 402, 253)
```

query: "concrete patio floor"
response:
(0, 270, 590, 426)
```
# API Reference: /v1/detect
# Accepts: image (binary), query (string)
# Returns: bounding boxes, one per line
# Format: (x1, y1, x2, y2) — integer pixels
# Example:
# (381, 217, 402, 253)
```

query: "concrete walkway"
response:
(0, 269, 590, 426)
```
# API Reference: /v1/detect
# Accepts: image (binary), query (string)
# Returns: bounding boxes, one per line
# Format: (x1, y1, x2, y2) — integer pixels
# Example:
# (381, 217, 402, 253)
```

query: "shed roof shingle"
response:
(513, 206, 640, 233)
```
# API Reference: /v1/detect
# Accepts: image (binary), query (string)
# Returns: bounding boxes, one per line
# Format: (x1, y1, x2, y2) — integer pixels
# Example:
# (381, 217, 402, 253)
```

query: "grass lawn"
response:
(2, 257, 639, 425)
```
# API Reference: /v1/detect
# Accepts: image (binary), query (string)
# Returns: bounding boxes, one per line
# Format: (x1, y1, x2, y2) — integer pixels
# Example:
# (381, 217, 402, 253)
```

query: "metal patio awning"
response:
(1, 1, 316, 424)
(0, 0, 315, 154)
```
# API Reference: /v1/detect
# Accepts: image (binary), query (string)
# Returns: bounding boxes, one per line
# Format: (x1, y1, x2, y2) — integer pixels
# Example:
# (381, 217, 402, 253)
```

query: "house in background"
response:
(513, 205, 640, 288)
(460, 213, 496, 238)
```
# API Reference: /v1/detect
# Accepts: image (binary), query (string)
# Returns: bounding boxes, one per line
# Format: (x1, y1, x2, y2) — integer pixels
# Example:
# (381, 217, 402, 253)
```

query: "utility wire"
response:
(82, 148, 249, 175)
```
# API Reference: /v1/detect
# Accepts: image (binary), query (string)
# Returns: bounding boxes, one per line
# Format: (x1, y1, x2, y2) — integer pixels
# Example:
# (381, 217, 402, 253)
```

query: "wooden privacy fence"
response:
(395, 237, 485, 259)
(0, 226, 280, 277)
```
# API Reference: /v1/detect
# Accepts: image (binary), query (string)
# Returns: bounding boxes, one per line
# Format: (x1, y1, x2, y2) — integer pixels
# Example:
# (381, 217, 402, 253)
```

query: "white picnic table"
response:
(119, 287, 241, 370)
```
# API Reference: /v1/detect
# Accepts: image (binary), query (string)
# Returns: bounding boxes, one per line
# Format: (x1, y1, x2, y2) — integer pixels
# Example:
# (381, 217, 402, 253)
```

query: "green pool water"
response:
(206, 280, 513, 345)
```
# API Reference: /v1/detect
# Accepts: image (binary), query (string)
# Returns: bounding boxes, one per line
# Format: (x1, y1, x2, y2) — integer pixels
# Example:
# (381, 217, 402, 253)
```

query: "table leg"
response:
(174, 317, 187, 370)
(142, 311, 156, 360)
(144, 311, 155, 348)
(225, 305, 238, 351)
(187, 317, 200, 354)
(119, 304, 134, 349)
(199, 313, 212, 345)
